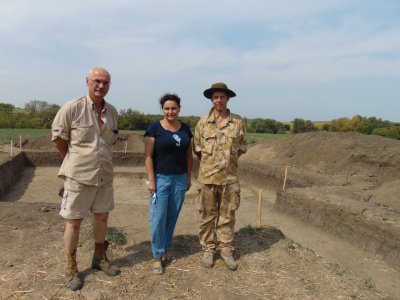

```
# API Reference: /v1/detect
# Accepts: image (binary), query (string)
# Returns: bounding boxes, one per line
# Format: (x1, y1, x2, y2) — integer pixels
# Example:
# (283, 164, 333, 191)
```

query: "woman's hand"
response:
(187, 177, 191, 191)
(147, 180, 156, 197)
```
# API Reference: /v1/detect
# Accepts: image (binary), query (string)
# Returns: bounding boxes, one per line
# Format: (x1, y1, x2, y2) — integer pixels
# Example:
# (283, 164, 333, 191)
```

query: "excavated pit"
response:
(1, 131, 400, 276)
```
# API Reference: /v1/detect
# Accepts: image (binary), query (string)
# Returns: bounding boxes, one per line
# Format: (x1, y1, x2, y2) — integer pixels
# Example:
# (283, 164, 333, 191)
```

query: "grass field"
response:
(247, 132, 290, 142)
(0, 128, 51, 144)
(0, 128, 290, 145)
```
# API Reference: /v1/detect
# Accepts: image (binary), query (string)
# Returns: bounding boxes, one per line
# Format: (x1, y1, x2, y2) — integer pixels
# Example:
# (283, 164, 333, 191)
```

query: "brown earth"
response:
(0, 131, 399, 299)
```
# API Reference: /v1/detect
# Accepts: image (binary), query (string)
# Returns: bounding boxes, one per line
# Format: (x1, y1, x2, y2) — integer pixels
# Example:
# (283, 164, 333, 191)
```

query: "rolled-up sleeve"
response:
(239, 118, 247, 153)
(194, 121, 203, 153)
(51, 104, 71, 141)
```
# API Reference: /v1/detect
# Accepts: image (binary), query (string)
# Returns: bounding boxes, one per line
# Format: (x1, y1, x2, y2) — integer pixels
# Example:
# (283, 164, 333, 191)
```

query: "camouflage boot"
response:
(220, 251, 238, 271)
(201, 252, 214, 268)
(92, 240, 121, 276)
(65, 250, 82, 291)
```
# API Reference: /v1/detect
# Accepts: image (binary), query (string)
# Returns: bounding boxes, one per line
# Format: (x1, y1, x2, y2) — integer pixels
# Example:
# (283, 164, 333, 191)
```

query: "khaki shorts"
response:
(60, 177, 114, 219)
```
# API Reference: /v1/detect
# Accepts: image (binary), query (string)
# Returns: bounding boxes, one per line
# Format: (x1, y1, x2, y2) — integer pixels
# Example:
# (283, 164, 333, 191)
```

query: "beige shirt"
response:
(51, 95, 118, 186)
(194, 109, 247, 185)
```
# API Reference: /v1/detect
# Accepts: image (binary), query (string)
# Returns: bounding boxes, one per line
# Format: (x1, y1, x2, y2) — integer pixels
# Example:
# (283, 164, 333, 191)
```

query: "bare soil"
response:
(0, 131, 399, 299)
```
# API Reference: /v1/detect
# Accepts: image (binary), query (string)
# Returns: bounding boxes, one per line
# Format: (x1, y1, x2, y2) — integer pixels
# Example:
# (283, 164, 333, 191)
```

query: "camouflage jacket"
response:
(194, 109, 247, 185)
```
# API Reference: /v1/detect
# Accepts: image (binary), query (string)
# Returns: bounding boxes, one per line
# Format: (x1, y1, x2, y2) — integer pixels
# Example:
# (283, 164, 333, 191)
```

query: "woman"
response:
(144, 93, 193, 275)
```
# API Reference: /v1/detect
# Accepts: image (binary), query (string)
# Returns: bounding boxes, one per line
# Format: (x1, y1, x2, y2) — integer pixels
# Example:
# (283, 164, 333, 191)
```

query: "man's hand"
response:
(195, 151, 202, 159)
(53, 137, 68, 157)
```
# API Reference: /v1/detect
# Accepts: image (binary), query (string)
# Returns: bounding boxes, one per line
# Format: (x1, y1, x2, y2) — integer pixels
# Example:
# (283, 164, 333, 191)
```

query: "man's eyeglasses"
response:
(89, 78, 111, 87)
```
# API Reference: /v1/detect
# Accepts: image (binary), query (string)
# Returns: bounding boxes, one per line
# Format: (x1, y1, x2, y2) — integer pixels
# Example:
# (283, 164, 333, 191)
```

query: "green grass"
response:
(365, 277, 375, 290)
(133, 130, 146, 135)
(13, 108, 29, 115)
(136, 130, 290, 143)
(0, 129, 290, 145)
(0, 128, 51, 145)
(247, 132, 290, 142)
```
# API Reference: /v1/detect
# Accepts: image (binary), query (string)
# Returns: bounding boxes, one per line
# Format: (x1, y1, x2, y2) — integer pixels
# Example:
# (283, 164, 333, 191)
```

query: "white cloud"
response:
(0, 0, 399, 121)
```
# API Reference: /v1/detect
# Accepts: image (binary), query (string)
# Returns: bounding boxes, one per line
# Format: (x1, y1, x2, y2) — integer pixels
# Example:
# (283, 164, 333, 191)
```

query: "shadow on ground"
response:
(79, 224, 286, 279)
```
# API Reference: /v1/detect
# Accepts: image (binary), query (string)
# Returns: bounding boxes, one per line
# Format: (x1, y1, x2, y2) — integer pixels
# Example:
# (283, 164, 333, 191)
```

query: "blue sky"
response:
(1, 0, 399, 122)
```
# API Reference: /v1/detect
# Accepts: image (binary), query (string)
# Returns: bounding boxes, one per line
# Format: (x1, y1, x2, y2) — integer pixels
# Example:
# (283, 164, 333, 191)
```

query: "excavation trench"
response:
(1, 144, 400, 297)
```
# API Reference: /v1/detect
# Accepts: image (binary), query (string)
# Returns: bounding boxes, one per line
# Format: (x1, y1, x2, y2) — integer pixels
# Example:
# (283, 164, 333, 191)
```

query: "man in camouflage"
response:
(193, 82, 247, 271)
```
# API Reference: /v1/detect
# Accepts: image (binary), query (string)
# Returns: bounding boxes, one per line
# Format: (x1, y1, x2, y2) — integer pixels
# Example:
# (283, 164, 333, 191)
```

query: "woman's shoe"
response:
(153, 257, 164, 275)
(164, 253, 177, 264)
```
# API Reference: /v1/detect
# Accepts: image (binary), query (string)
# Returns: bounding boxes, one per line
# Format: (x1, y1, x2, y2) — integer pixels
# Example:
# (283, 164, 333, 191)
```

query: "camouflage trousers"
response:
(196, 183, 240, 255)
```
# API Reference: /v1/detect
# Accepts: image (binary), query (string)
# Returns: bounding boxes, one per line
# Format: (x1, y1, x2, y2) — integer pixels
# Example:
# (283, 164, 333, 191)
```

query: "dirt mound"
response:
(22, 130, 145, 153)
(112, 130, 145, 152)
(243, 131, 400, 182)
(22, 134, 57, 151)
(244, 131, 400, 171)
(242, 131, 400, 214)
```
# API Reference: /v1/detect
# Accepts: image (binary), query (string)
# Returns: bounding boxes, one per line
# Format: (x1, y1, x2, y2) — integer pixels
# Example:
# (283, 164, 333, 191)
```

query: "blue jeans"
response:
(149, 173, 188, 258)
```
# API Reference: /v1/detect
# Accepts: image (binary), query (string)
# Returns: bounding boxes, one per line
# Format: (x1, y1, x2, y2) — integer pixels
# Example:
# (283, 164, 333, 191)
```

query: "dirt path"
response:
(1, 166, 398, 299)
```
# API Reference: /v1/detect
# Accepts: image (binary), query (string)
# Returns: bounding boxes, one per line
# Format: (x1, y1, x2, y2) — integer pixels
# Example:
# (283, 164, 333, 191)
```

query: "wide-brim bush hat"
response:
(203, 82, 236, 99)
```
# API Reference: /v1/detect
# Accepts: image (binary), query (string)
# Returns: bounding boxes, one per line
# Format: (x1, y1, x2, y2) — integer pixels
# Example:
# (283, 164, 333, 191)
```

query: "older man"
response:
(194, 82, 247, 271)
(52, 67, 120, 291)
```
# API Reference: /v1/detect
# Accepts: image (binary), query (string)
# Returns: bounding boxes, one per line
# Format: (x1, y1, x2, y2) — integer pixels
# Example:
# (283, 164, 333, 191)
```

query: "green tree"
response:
(282, 124, 291, 131)
(250, 118, 279, 133)
(359, 116, 393, 132)
(292, 118, 317, 133)
(35, 104, 61, 128)
(354, 122, 370, 134)
(178, 116, 200, 130)
(372, 127, 400, 140)
(0, 103, 15, 115)
(25, 100, 51, 113)
(322, 123, 330, 131)
(330, 117, 352, 132)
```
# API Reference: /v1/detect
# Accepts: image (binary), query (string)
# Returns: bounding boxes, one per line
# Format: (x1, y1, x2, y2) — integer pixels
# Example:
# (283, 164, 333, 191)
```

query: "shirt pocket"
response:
(201, 131, 216, 154)
(102, 129, 117, 147)
(228, 130, 241, 155)
(71, 122, 94, 143)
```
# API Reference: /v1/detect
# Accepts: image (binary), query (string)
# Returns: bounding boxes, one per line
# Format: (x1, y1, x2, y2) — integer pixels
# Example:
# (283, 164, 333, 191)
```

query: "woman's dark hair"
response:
(159, 93, 181, 108)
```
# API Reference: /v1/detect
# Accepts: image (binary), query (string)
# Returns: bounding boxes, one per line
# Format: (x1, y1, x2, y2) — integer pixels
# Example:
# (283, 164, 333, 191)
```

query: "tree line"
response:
(0, 101, 60, 129)
(1, 101, 399, 140)
(291, 116, 400, 139)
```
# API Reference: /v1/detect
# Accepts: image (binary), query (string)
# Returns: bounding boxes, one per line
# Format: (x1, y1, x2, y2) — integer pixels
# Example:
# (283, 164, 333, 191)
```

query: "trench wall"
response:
(193, 159, 310, 191)
(0, 152, 26, 197)
(22, 150, 145, 167)
(0, 151, 145, 196)
(274, 189, 400, 270)
(2, 151, 399, 270)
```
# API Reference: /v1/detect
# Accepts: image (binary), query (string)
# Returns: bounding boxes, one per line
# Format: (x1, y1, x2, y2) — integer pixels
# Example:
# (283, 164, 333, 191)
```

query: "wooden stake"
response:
(20, 136, 22, 151)
(360, 189, 364, 215)
(345, 167, 349, 185)
(282, 166, 289, 190)
(124, 141, 128, 154)
(257, 190, 262, 228)
(11, 140, 13, 157)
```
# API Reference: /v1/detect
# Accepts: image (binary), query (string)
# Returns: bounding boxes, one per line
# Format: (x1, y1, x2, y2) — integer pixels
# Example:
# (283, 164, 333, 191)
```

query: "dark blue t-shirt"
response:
(144, 121, 193, 174)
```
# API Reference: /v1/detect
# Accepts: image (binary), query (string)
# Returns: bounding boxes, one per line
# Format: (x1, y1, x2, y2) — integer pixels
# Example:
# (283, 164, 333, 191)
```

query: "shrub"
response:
(322, 123, 330, 131)
(292, 118, 318, 133)
(354, 122, 371, 134)
(372, 127, 400, 140)
(283, 124, 291, 131)
(330, 117, 352, 132)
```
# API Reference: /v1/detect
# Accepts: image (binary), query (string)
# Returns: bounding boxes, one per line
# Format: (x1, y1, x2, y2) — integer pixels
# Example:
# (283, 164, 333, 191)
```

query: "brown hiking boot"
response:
(92, 240, 121, 276)
(65, 250, 82, 291)
(201, 252, 214, 268)
(221, 253, 238, 271)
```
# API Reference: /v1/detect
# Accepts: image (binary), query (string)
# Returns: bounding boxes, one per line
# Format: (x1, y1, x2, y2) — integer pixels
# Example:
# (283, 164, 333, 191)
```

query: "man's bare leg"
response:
(64, 218, 83, 255)
(64, 218, 83, 291)
(92, 212, 120, 275)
